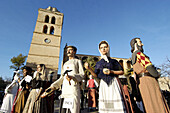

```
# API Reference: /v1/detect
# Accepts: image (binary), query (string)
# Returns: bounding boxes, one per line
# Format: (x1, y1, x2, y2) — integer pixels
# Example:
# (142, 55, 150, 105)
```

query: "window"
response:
(45, 15, 49, 23)
(43, 25, 48, 34)
(44, 38, 51, 44)
(51, 17, 55, 24)
(50, 26, 54, 35)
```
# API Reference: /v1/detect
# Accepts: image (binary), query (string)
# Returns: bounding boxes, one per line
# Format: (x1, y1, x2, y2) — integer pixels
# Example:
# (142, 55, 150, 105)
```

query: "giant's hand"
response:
(103, 68, 111, 75)
(66, 75, 72, 85)
(41, 86, 55, 98)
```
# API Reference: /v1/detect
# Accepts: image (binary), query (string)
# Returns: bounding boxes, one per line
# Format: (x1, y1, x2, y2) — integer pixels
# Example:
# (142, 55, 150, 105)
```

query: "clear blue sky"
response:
(0, 0, 170, 79)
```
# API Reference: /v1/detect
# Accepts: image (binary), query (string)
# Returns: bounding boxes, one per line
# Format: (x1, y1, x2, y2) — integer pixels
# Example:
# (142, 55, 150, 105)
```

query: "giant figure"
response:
(48, 45, 84, 113)
(130, 38, 169, 113)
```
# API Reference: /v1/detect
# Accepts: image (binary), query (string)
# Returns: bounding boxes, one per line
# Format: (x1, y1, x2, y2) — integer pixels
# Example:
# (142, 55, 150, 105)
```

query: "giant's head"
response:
(37, 64, 46, 72)
(22, 66, 32, 77)
(130, 38, 144, 53)
(99, 40, 109, 56)
(66, 45, 77, 57)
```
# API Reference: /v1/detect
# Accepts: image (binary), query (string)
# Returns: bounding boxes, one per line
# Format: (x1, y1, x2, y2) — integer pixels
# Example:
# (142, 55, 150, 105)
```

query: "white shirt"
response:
(51, 58, 84, 98)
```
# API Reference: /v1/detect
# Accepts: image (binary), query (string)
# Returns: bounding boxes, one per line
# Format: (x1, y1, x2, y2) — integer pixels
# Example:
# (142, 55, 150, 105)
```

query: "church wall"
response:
(28, 44, 60, 57)
(31, 33, 61, 47)
(27, 55, 59, 69)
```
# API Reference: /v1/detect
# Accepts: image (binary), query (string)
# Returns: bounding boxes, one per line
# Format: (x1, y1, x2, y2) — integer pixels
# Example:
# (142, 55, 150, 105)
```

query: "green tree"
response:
(0, 76, 11, 90)
(0, 77, 6, 91)
(159, 58, 170, 78)
(82, 56, 99, 83)
(83, 57, 98, 76)
(10, 54, 27, 70)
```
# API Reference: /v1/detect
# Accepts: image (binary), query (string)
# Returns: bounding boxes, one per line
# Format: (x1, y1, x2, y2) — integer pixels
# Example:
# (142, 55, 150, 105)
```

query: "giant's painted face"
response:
(67, 47, 76, 57)
(136, 39, 143, 46)
(23, 69, 27, 77)
(136, 39, 144, 52)
(99, 43, 109, 55)
(37, 65, 42, 72)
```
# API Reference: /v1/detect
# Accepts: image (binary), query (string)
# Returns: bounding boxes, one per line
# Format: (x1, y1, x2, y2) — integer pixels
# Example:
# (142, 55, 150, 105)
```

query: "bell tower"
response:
(26, 6, 64, 78)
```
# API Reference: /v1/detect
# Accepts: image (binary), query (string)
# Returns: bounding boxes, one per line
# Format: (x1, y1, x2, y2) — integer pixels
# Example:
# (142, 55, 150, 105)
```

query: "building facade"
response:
(63, 44, 132, 75)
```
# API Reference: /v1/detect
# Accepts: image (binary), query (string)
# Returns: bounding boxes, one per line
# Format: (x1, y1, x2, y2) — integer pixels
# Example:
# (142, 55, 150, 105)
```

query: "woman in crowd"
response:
(23, 64, 48, 113)
(84, 41, 127, 113)
(12, 66, 32, 113)
(0, 71, 19, 113)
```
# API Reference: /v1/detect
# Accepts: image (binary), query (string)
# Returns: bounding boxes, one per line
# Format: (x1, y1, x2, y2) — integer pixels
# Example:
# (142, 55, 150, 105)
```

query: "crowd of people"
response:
(0, 38, 170, 113)
(0, 64, 54, 113)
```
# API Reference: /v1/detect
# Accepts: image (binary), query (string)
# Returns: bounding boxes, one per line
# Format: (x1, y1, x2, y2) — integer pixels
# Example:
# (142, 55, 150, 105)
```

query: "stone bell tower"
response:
(26, 6, 64, 79)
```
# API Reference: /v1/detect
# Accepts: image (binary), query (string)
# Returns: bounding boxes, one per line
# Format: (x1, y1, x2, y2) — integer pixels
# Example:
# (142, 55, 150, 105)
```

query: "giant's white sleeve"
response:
(4, 75, 18, 93)
(50, 66, 64, 89)
(72, 60, 85, 82)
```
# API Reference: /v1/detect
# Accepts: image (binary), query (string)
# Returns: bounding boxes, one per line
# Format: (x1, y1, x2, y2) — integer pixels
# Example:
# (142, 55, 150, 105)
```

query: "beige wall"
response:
(74, 54, 132, 74)
(27, 55, 59, 69)
(31, 33, 61, 46)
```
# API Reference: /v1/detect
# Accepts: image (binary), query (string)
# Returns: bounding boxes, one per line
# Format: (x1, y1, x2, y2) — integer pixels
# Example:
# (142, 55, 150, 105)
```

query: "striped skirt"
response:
(99, 78, 126, 113)
(23, 89, 48, 113)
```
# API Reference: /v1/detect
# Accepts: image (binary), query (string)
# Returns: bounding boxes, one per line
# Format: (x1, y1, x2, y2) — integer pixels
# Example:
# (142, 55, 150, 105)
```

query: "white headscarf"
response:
(35, 64, 47, 81)
(99, 41, 110, 63)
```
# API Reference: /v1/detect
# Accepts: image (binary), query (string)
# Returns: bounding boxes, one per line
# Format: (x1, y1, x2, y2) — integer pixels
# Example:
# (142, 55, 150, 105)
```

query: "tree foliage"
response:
(0, 77, 6, 91)
(159, 58, 170, 78)
(82, 56, 99, 77)
(10, 54, 27, 70)
(82, 56, 99, 83)
(0, 77, 10, 91)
